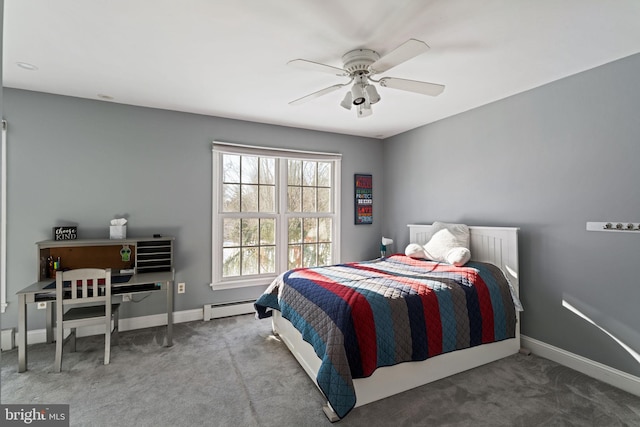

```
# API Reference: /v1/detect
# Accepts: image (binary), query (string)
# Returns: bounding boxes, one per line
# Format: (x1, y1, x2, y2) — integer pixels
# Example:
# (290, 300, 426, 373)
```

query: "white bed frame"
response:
(272, 224, 521, 421)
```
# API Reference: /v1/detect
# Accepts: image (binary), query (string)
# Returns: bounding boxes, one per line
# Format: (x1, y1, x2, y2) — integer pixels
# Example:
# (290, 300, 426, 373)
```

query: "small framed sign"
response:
(354, 174, 373, 224)
(53, 226, 78, 241)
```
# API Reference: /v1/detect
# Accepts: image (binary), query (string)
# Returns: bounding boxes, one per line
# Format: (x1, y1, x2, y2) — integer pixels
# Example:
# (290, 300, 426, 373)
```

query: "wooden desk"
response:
(17, 237, 176, 372)
(17, 271, 175, 372)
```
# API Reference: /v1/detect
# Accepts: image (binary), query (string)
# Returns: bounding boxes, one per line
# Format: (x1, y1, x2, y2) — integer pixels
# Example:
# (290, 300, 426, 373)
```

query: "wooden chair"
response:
(54, 268, 120, 372)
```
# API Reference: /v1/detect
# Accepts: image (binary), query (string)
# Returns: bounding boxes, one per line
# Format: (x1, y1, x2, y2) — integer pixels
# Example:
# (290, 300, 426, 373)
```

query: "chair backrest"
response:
(55, 268, 112, 308)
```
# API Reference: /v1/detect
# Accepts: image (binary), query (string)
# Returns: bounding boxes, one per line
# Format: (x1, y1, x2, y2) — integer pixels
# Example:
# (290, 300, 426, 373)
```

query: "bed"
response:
(255, 224, 521, 421)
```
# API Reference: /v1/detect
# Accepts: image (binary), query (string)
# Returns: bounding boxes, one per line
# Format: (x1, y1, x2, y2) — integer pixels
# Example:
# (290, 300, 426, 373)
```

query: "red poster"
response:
(354, 174, 373, 224)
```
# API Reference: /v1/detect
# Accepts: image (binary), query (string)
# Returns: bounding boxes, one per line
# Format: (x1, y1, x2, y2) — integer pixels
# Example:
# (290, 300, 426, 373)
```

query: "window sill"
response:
(210, 276, 277, 291)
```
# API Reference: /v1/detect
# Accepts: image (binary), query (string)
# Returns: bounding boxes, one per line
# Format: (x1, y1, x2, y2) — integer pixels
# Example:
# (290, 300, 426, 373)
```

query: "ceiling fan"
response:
(288, 39, 444, 118)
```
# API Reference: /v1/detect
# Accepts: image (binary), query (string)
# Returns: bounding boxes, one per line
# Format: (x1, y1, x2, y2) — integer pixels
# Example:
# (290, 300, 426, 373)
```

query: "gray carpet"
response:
(2, 314, 640, 426)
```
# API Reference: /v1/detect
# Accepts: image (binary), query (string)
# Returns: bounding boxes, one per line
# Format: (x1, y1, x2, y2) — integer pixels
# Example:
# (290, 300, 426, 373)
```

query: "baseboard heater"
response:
(203, 300, 256, 321)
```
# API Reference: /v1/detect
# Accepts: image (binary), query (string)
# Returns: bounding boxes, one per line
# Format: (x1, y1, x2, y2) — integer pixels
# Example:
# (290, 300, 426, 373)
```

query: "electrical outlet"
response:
(37, 302, 47, 310)
(177, 282, 186, 294)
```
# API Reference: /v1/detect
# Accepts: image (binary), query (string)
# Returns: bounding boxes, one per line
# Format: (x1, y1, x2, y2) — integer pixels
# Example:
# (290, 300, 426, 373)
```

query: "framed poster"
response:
(354, 174, 373, 224)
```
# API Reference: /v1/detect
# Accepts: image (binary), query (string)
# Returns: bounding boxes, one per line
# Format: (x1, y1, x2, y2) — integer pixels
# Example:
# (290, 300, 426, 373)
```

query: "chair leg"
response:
(104, 320, 111, 365)
(112, 310, 119, 346)
(69, 328, 77, 352)
(54, 325, 63, 373)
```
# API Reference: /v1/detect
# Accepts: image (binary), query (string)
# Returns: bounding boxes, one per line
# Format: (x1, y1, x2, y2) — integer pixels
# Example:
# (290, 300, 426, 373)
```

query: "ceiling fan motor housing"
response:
(342, 49, 380, 75)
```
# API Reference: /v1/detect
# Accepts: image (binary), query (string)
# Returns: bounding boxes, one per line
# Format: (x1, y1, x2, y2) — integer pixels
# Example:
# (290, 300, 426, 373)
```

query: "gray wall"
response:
(383, 53, 640, 378)
(1, 88, 384, 330)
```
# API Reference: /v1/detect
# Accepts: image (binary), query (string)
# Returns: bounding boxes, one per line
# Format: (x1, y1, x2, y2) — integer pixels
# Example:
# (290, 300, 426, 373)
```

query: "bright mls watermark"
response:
(1, 405, 69, 426)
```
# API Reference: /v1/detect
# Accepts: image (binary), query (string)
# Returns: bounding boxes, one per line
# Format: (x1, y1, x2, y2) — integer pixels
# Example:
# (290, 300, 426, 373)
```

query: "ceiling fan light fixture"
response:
(357, 100, 372, 118)
(365, 84, 381, 104)
(351, 84, 366, 105)
(340, 92, 353, 110)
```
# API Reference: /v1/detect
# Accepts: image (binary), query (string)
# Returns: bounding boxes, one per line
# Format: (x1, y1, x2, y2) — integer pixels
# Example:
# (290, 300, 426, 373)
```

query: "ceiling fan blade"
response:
(378, 77, 445, 96)
(287, 59, 348, 76)
(289, 84, 348, 106)
(369, 39, 430, 74)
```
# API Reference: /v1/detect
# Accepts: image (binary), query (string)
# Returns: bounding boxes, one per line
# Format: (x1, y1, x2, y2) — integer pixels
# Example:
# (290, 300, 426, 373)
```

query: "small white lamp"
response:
(380, 237, 394, 258)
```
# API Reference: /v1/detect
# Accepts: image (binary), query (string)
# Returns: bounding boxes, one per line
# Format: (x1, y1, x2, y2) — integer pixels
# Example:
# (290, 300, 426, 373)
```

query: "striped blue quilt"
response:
(255, 255, 517, 419)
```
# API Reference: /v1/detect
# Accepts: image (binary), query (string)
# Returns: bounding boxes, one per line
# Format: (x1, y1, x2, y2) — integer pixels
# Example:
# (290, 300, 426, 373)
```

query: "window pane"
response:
(318, 243, 332, 266)
(223, 218, 241, 247)
(288, 218, 302, 243)
(241, 156, 259, 184)
(302, 187, 317, 212)
(318, 218, 332, 242)
(260, 219, 275, 245)
(288, 160, 302, 185)
(260, 158, 275, 185)
(222, 184, 240, 212)
(242, 247, 259, 275)
(317, 162, 331, 187)
(303, 218, 318, 243)
(223, 248, 240, 277)
(222, 154, 240, 183)
(288, 245, 302, 269)
(260, 246, 275, 274)
(303, 244, 317, 267)
(259, 185, 275, 212)
(302, 161, 317, 186)
(241, 184, 259, 212)
(241, 219, 259, 246)
(215, 149, 339, 283)
(287, 187, 301, 212)
(317, 188, 331, 212)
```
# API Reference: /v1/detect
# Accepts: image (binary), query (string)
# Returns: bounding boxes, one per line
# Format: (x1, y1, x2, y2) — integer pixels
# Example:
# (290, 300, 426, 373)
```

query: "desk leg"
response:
(18, 294, 27, 372)
(166, 280, 174, 347)
(46, 302, 54, 343)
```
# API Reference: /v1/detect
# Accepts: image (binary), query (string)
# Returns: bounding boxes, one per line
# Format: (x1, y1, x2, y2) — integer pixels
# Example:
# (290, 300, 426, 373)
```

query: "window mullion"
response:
(277, 158, 289, 274)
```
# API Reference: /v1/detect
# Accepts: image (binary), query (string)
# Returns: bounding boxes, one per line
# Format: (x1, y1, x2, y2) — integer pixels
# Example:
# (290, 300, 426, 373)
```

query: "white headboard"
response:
(407, 224, 520, 295)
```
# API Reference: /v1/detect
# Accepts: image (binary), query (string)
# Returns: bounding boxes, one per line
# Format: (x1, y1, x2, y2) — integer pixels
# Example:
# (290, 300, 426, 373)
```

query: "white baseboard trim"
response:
(3, 308, 205, 349)
(116, 308, 203, 332)
(522, 335, 640, 397)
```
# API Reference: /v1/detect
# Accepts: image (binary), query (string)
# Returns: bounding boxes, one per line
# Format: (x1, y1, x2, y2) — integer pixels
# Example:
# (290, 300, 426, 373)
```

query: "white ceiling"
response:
(4, 0, 640, 139)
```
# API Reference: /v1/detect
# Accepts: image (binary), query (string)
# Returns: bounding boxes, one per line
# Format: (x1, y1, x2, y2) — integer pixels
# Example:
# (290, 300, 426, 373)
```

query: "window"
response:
(211, 142, 341, 289)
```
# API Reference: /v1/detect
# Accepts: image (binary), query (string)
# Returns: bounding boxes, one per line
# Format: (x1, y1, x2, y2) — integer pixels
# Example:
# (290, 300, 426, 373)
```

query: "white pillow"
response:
(404, 243, 426, 259)
(422, 222, 471, 266)
(444, 247, 471, 266)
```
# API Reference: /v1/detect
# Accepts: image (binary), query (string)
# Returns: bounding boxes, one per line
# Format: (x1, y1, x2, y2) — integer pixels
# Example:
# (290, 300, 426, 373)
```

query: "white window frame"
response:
(210, 141, 341, 290)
